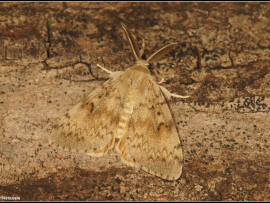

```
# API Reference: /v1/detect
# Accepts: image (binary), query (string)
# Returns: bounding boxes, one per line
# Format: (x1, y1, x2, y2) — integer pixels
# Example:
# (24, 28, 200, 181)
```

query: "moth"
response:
(49, 26, 189, 180)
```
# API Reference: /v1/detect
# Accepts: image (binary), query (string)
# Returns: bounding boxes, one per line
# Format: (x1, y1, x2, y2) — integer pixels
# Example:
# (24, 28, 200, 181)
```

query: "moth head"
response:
(122, 26, 178, 68)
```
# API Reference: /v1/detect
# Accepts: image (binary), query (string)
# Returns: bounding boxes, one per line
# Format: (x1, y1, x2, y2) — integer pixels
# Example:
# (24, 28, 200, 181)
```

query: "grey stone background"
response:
(0, 2, 270, 200)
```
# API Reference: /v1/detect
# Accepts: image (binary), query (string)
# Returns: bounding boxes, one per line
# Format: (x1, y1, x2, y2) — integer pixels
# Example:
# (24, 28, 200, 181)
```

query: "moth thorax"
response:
(123, 65, 150, 89)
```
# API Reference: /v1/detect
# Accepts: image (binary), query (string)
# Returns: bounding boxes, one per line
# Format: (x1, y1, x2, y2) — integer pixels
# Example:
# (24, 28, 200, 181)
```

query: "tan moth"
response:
(49, 26, 189, 180)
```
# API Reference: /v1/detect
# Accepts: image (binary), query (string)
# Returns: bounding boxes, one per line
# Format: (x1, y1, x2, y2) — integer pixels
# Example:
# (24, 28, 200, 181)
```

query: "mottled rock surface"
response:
(1, 2, 270, 201)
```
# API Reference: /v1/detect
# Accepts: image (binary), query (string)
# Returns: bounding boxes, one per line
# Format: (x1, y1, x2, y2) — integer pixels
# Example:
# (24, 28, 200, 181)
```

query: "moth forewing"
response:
(49, 26, 189, 181)
(49, 72, 124, 157)
(118, 72, 184, 180)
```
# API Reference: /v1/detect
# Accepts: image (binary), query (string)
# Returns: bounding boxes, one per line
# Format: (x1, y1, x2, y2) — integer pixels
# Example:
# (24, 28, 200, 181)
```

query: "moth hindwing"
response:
(49, 26, 189, 180)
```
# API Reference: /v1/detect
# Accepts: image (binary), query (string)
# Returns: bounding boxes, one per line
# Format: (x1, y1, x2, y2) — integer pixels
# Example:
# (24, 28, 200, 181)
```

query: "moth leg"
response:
(159, 85, 189, 100)
(97, 64, 124, 78)
(158, 78, 165, 84)
(171, 93, 189, 98)
(139, 38, 145, 58)
(97, 64, 113, 74)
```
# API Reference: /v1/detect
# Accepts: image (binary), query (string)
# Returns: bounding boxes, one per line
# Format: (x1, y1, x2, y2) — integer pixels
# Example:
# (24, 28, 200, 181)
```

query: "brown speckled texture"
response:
(1, 2, 270, 201)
